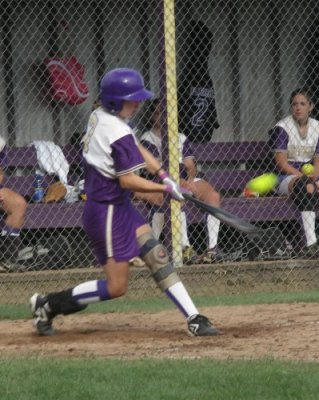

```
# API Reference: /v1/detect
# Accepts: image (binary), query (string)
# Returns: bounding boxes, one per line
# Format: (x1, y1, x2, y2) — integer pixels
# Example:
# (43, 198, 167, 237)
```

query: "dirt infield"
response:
(1, 302, 319, 361)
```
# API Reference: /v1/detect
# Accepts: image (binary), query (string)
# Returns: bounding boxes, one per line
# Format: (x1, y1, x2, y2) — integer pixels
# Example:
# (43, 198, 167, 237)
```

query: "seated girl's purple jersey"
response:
(82, 107, 146, 204)
(271, 115, 319, 171)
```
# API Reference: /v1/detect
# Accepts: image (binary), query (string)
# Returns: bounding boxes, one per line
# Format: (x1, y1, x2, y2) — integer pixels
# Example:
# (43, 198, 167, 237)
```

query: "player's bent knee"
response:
(107, 283, 128, 298)
(3, 191, 27, 214)
(292, 176, 318, 211)
(19, 196, 27, 210)
(16, 198, 27, 214)
(137, 232, 180, 291)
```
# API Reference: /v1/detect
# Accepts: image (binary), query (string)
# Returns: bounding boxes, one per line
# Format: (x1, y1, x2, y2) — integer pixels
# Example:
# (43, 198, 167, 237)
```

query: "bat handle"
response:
(182, 192, 194, 201)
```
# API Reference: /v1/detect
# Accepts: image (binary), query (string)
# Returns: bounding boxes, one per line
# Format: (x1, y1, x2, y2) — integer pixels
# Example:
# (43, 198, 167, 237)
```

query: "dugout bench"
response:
(0, 142, 308, 250)
(0, 144, 84, 229)
(185, 141, 303, 224)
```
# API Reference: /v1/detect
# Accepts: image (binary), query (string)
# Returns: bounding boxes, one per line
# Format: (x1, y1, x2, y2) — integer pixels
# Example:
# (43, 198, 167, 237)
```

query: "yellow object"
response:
(80, 193, 87, 201)
(301, 163, 315, 176)
(163, 0, 182, 267)
(246, 173, 278, 196)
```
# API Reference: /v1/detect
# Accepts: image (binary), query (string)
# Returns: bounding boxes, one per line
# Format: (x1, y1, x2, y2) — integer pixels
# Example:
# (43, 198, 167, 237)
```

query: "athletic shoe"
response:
(182, 246, 198, 265)
(0, 261, 29, 273)
(187, 314, 219, 336)
(200, 248, 217, 264)
(303, 243, 319, 259)
(261, 246, 292, 260)
(36, 244, 50, 257)
(30, 293, 54, 336)
(245, 239, 292, 261)
(17, 246, 34, 261)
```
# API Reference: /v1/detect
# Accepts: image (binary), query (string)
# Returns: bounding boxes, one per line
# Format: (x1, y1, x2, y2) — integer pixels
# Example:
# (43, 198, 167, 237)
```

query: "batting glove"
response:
(159, 171, 191, 201)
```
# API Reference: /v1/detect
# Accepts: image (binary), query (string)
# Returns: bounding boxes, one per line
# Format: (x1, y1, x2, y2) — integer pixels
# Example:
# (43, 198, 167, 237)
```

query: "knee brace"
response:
(292, 176, 318, 211)
(138, 232, 180, 291)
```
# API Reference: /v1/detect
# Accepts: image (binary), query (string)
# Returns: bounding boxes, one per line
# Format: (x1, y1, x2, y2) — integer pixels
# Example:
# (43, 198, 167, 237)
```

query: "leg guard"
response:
(47, 288, 87, 316)
(292, 176, 318, 211)
(138, 232, 180, 291)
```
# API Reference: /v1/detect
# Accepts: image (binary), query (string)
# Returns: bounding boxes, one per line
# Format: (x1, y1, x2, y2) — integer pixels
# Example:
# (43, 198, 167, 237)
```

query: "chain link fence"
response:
(1, 0, 319, 304)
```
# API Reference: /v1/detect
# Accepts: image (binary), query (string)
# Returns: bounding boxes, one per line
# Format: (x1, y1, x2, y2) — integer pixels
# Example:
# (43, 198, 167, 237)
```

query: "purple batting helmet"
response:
(100, 68, 153, 113)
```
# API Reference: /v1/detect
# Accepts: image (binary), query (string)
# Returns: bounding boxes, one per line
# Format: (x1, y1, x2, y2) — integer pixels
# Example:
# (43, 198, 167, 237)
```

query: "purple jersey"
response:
(82, 107, 146, 204)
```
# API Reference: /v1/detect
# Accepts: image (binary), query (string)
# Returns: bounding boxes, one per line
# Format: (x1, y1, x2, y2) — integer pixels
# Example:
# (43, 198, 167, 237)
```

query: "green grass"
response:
(1, 358, 319, 400)
(2, 290, 319, 320)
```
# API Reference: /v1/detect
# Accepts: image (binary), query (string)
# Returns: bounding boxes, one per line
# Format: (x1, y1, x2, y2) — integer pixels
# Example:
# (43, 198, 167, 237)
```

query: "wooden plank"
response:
(183, 196, 300, 224)
(3, 175, 55, 197)
(13, 196, 306, 231)
(24, 202, 85, 229)
(204, 170, 264, 191)
(0, 142, 268, 167)
(1, 144, 82, 168)
(191, 141, 270, 163)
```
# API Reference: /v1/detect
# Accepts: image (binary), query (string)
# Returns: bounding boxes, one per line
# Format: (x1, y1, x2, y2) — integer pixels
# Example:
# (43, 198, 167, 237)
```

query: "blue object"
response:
(33, 174, 44, 203)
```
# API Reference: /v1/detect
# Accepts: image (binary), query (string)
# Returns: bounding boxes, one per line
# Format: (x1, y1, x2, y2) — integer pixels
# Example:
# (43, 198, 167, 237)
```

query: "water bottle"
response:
(33, 173, 44, 203)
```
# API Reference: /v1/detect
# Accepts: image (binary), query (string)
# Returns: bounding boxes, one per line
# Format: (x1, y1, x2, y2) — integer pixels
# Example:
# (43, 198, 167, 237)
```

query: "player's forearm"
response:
(133, 191, 164, 206)
(279, 163, 302, 176)
(313, 157, 319, 179)
(119, 172, 166, 193)
(275, 153, 302, 176)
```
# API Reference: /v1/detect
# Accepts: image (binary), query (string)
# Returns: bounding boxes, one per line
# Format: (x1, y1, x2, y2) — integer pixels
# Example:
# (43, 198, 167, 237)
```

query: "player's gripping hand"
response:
(159, 171, 191, 201)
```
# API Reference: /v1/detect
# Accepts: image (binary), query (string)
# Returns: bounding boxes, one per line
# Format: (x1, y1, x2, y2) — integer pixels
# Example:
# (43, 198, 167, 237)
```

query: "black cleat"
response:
(30, 293, 54, 336)
(187, 314, 219, 336)
(303, 243, 319, 259)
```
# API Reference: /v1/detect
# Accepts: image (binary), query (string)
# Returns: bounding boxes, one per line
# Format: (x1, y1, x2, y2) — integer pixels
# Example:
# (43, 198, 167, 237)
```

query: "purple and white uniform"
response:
(82, 107, 147, 265)
(272, 115, 319, 194)
(140, 130, 194, 180)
